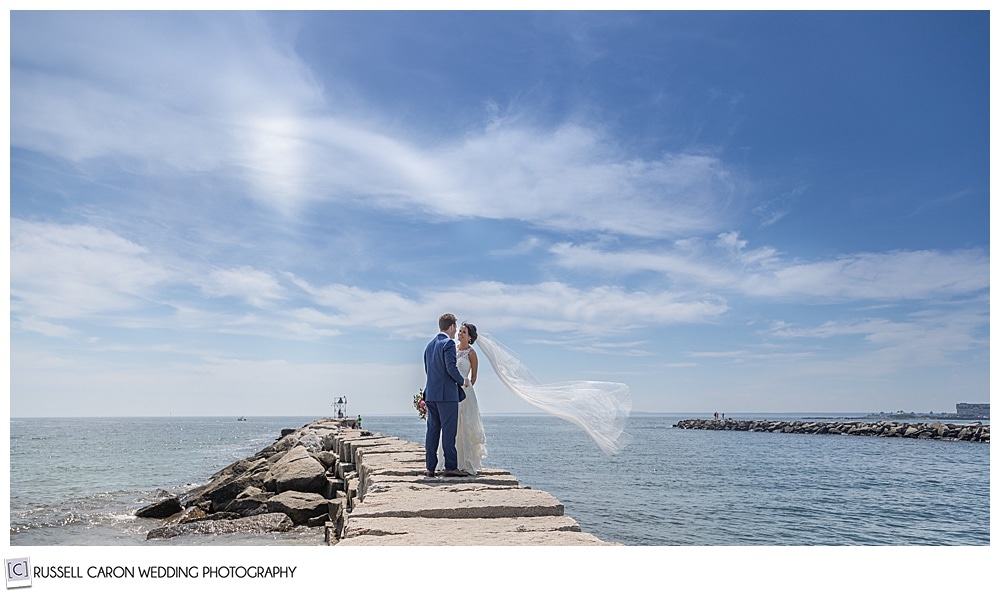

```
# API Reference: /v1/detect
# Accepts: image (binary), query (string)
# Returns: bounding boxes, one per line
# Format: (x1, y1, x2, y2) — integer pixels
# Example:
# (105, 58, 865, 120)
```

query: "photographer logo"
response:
(5, 558, 31, 589)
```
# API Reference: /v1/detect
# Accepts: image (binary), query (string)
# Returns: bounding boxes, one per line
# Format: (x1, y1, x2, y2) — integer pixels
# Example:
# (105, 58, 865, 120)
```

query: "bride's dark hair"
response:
(462, 322, 478, 345)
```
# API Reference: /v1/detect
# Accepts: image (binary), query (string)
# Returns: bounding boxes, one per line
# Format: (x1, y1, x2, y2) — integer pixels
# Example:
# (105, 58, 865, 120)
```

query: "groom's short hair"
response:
(439, 313, 457, 331)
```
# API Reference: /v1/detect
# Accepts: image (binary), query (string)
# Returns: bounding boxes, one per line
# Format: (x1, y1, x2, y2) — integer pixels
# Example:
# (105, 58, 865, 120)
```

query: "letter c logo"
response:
(6, 558, 31, 585)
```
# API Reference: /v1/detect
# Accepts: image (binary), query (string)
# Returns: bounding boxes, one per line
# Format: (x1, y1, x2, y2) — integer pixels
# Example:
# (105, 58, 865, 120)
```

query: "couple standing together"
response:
(423, 313, 487, 477)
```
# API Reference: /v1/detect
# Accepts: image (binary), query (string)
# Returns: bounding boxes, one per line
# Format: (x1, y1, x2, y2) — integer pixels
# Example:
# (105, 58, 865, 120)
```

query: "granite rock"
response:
(266, 445, 328, 494)
(135, 496, 182, 519)
(146, 512, 293, 540)
(266, 491, 330, 525)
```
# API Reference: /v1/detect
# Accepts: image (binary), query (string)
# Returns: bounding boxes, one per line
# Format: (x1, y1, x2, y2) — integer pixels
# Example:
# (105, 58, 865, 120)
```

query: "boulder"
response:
(135, 496, 182, 519)
(237, 485, 263, 499)
(273, 431, 302, 453)
(315, 451, 338, 469)
(298, 432, 324, 452)
(267, 445, 328, 494)
(225, 455, 268, 478)
(146, 512, 293, 540)
(223, 486, 270, 516)
(201, 512, 241, 521)
(195, 471, 263, 511)
(183, 454, 269, 511)
(266, 491, 330, 525)
(178, 506, 209, 524)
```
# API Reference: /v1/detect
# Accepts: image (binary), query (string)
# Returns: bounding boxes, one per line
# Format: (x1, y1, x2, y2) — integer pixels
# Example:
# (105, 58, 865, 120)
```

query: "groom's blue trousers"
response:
(426, 400, 459, 472)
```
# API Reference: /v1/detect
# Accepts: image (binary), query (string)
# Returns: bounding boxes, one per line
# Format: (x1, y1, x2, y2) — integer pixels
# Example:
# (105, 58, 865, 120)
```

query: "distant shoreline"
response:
(8, 410, 988, 420)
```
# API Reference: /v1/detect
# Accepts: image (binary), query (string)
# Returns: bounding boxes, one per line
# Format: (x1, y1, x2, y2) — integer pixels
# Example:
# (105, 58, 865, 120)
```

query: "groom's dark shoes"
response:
(423, 470, 436, 477)
(442, 470, 470, 477)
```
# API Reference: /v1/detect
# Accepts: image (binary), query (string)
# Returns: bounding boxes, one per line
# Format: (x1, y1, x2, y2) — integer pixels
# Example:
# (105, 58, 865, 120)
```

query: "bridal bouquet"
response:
(413, 389, 427, 420)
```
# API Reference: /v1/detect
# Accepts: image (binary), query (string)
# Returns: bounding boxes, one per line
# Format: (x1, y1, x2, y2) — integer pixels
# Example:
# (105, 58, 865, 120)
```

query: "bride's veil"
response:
(475, 332, 633, 455)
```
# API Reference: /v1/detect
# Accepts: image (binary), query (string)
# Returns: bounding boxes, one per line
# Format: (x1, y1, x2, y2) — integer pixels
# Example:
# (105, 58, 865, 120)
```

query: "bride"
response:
(440, 322, 632, 469)
(437, 322, 488, 475)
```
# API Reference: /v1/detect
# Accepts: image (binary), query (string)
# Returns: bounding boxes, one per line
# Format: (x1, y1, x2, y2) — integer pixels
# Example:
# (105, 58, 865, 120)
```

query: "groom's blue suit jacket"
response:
(424, 333, 466, 402)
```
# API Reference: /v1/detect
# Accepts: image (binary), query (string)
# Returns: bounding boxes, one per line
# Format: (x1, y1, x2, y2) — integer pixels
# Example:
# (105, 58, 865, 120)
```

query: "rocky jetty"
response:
(137, 418, 355, 540)
(674, 418, 989, 442)
(136, 418, 613, 545)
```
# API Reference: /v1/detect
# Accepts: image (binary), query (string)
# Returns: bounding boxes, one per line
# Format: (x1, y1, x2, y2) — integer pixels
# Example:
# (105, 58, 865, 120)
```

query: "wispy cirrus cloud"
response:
(288, 277, 729, 341)
(9, 219, 176, 320)
(676, 295, 987, 378)
(752, 182, 807, 227)
(11, 220, 729, 348)
(198, 266, 287, 308)
(9, 220, 291, 336)
(764, 301, 988, 365)
(11, 13, 322, 173)
(436, 123, 743, 237)
(11, 11, 747, 238)
(551, 232, 988, 302)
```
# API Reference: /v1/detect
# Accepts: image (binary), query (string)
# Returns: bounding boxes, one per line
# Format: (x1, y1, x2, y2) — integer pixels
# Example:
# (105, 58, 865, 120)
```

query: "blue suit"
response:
(424, 332, 466, 472)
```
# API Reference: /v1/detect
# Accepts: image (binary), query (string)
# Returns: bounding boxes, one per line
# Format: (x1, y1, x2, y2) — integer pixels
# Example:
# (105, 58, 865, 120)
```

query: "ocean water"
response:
(8, 416, 325, 546)
(8, 414, 989, 546)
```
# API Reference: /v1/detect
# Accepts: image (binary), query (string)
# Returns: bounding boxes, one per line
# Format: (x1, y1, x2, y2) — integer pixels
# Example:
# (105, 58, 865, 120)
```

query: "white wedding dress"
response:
(436, 347, 487, 474)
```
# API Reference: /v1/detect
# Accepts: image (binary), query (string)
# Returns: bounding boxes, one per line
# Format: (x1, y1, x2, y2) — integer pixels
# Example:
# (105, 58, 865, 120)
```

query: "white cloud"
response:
(289, 276, 728, 340)
(552, 234, 988, 302)
(10, 220, 176, 319)
(10, 221, 292, 335)
(11, 12, 324, 196)
(742, 250, 988, 301)
(438, 124, 742, 237)
(11, 12, 747, 238)
(199, 266, 286, 308)
(489, 236, 544, 257)
(14, 317, 75, 339)
(230, 108, 747, 236)
(12, 219, 731, 348)
(752, 182, 807, 227)
(764, 302, 988, 368)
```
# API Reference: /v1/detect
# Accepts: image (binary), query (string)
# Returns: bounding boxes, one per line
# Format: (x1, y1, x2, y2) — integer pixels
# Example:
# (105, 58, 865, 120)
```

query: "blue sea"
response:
(8, 414, 990, 546)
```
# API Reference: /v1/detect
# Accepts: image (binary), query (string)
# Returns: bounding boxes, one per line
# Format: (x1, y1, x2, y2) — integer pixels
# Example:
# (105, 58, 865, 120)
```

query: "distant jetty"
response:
(135, 418, 613, 545)
(674, 418, 989, 443)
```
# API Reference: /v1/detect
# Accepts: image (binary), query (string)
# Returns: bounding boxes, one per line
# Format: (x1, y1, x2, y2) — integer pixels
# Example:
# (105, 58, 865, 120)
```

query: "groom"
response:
(423, 313, 469, 477)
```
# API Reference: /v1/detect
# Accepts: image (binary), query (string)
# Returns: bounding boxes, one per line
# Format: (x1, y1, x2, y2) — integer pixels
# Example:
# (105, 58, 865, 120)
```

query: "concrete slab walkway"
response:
(331, 429, 616, 546)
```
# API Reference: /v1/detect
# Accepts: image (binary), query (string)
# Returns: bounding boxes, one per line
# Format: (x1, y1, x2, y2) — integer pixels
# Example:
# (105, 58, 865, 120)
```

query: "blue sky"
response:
(7, 10, 990, 417)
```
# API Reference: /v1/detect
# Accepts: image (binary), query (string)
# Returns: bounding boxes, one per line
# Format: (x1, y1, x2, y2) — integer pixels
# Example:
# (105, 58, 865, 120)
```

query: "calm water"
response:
(8, 414, 990, 546)
(8, 416, 325, 546)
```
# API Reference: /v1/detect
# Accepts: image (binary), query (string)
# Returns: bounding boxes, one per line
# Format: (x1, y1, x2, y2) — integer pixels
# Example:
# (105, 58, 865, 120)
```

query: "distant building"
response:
(956, 403, 989, 419)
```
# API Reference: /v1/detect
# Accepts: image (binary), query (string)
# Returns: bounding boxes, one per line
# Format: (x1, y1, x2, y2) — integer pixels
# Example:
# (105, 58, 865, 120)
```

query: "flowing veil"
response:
(475, 332, 633, 455)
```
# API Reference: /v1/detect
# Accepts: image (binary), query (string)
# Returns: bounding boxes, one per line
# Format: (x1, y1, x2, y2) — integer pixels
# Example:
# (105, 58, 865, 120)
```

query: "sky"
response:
(6, 9, 991, 418)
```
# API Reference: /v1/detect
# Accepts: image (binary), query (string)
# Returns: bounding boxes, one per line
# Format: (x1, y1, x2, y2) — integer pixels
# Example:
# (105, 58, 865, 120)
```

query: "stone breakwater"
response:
(135, 418, 614, 546)
(674, 418, 989, 443)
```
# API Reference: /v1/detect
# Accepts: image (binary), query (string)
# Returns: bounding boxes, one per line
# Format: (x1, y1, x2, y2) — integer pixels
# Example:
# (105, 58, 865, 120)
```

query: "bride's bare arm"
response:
(469, 348, 478, 385)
